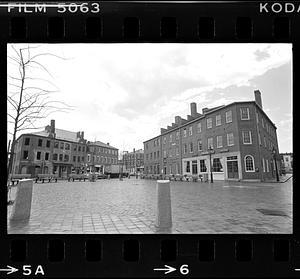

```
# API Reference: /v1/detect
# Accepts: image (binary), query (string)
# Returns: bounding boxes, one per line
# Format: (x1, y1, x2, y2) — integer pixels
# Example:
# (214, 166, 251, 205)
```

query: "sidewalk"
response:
(263, 173, 293, 183)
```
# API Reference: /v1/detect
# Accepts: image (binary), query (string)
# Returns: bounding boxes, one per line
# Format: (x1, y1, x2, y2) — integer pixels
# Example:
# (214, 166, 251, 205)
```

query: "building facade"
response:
(86, 141, 118, 174)
(143, 90, 281, 182)
(123, 149, 144, 174)
(12, 120, 118, 178)
(280, 152, 293, 173)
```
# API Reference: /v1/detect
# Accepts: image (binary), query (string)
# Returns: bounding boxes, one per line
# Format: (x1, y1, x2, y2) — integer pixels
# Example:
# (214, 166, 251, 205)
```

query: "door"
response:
(227, 161, 238, 178)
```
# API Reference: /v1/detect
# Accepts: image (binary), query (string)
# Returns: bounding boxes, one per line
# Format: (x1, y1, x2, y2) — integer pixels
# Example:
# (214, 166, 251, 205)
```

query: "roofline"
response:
(143, 100, 277, 143)
(88, 142, 118, 150)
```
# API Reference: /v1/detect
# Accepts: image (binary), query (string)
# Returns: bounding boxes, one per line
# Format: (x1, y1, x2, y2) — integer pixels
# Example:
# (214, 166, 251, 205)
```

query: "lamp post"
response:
(208, 146, 214, 183)
(272, 147, 279, 182)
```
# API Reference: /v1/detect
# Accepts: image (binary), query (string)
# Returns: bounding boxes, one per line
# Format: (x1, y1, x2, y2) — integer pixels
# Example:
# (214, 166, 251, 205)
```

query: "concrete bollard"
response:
(9, 179, 33, 221)
(155, 180, 172, 230)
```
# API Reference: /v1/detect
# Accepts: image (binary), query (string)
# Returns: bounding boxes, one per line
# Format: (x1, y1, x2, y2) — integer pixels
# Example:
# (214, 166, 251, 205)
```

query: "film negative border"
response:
(0, 1, 299, 277)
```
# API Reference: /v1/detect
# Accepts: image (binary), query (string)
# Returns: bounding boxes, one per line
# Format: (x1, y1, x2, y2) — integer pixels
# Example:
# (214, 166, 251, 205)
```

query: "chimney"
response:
(81, 131, 84, 139)
(254, 90, 263, 109)
(107, 143, 109, 146)
(187, 115, 193, 121)
(167, 125, 172, 130)
(202, 108, 208, 114)
(190, 102, 197, 117)
(50, 119, 55, 134)
(175, 116, 182, 125)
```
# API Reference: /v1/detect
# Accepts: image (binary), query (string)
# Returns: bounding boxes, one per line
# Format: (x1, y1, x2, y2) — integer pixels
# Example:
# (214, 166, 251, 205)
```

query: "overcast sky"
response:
(7, 43, 292, 153)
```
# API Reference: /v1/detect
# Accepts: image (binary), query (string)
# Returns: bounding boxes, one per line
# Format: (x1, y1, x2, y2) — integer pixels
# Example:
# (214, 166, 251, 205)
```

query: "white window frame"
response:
(227, 133, 234, 146)
(207, 137, 213, 149)
(189, 126, 193, 136)
(197, 122, 202, 133)
(266, 159, 269, 172)
(262, 158, 265, 172)
(183, 128, 187, 137)
(242, 131, 252, 144)
(207, 118, 212, 129)
(189, 142, 193, 153)
(240, 107, 250, 120)
(244, 155, 255, 172)
(225, 110, 232, 123)
(217, 135, 223, 148)
(216, 114, 221, 126)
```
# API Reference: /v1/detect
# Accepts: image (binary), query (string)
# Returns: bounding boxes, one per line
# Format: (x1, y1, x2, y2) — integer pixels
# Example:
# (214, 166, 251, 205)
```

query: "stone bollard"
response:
(155, 180, 172, 231)
(10, 179, 33, 221)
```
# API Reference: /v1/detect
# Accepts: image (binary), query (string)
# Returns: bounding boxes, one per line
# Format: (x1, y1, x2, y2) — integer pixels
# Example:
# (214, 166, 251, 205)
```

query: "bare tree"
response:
(7, 45, 72, 181)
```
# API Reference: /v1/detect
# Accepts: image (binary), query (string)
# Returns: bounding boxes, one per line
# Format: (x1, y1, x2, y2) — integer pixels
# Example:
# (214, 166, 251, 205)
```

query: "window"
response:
(78, 156, 80, 162)
(73, 145, 77, 151)
(88, 154, 91, 162)
(240, 107, 250, 120)
(24, 138, 30, 145)
(183, 144, 187, 154)
(46, 140, 50, 148)
(262, 158, 265, 172)
(163, 137, 167, 144)
(192, 160, 197, 175)
(78, 146, 81, 152)
(65, 143, 70, 150)
(23, 150, 29, 159)
(73, 156, 76, 162)
(157, 151, 160, 158)
(163, 150, 167, 158)
(266, 159, 269, 172)
(45, 153, 49, 160)
(215, 135, 222, 148)
(242, 131, 252, 144)
(227, 133, 234, 146)
(54, 141, 59, 148)
(199, 160, 207, 172)
(36, 151, 41, 160)
(262, 118, 265, 128)
(183, 128, 187, 137)
(53, 154, 58, 161)
(245, 155, 255, 172)
(153, 140, 156, 147)
(216, 115, 221, 126)
(189, 126, 193, 136)
(197, 122, 202, 133)
(154, 152, 156, 160)
(60, 142, 64, 149)
(82, 146, 85, 152)
(150, 153, 152, 160)
(64, 155, 69, 162)
(198, 140, 202, 151)
(170, 134, 173, 142)
(59, 154, 63, 161)
(207, 137, 213, 149)
(226, 110, 232, 123)
(185, 161, 190, 173)
(176, 131, 180, 140)
(189, 142, 193, 153)
(38, 139, 43, 147)
(207, 118, 212, 129)
(212, 158, 223, 172)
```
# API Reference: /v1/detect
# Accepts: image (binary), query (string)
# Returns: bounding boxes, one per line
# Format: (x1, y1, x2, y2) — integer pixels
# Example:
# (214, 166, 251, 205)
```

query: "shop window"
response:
(212, 158, 223, 172)
(199, 160, 207, 172)
(192, 160, 197, 174)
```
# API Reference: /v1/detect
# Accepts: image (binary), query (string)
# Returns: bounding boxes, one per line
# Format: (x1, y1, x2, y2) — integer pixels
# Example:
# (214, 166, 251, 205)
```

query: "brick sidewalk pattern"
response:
(7, 178, 292, 234)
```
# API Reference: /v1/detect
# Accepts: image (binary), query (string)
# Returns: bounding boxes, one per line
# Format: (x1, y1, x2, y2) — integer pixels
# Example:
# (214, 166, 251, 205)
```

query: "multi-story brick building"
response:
(144, 90, 281, 181)
(12, 120, 118, 178)
(123, 149, 144, 174)
(86, 141, 118, 174)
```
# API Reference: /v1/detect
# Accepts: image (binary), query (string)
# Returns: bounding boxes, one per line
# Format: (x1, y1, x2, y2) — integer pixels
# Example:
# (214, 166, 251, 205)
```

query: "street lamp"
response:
(208, 146, 214, 183)
(272, 147, 279, 182)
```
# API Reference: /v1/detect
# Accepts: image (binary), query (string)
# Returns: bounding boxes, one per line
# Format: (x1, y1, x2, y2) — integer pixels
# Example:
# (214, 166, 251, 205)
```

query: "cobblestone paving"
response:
(7, 177, 292, 234)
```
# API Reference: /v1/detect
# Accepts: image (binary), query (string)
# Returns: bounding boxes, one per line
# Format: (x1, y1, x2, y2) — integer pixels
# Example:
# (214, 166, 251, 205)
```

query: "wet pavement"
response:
(7, 177, 292, 234)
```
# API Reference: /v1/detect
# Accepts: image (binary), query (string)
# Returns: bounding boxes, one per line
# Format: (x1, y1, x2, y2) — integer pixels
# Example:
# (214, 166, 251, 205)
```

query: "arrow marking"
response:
(154, 264, 176, 274)
(0, 265, 18, 275)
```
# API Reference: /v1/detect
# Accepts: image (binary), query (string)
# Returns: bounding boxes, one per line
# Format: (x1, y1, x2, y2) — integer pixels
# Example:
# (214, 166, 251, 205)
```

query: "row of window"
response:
(89, 146, 118, 156)
(256, 111, 276, 138)
(25, 137, 51, 148)
(87, 154, 118, 164)
(258, 132, 276, 151)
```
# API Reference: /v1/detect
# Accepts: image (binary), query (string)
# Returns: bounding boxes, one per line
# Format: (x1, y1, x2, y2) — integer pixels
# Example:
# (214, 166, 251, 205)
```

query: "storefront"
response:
(182, 151, 242, 181)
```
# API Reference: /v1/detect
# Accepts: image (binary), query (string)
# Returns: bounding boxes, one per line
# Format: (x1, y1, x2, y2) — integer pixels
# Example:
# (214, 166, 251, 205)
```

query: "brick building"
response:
(143, 90, 281, 181)
(12, 120, 118, 178)
(86, 141, 118, 174)
(123, 148, 144, 174)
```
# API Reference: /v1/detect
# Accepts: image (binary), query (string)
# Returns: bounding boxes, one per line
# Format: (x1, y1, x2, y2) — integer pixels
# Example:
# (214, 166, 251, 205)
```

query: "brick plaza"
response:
(7, 178, 292, 234)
